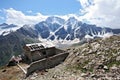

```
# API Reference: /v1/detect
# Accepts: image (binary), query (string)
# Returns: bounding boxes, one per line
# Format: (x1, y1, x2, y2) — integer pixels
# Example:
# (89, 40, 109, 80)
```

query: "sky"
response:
(0, 0, 120, 29)
(0, 0, 81, 15)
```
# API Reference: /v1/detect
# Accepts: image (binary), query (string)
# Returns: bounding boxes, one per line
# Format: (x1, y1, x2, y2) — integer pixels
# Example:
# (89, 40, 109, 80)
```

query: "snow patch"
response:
(0, 26, 21, 36)
(102, 33, 113, 39)
(63, 24, 68, 31)
(85, 34, 93, 39)
(39, 35, 80, 48)
(2, 31, 11, 36)
(85, 32, 113, 39)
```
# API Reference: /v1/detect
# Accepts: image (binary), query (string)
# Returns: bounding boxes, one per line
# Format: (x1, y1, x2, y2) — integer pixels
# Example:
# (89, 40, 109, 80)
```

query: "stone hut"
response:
(23, 43, 64, 63)
(23, 43, 68, 63)
(23, 42, 69, 76)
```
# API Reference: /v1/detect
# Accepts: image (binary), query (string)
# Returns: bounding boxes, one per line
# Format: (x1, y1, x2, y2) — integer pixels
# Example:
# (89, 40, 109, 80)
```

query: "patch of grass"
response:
(0, 66, 4, 70)
(66, 60, 93, 73)
(107, 60, 120, 68)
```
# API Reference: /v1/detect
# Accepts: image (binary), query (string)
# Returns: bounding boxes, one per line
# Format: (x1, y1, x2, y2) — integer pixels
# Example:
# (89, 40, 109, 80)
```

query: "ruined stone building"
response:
(23, 43, 64, 62)
(23, 42, 69, 76)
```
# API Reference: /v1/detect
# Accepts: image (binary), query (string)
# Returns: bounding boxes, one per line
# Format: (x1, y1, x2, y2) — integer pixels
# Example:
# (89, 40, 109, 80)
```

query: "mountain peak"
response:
(46, 16, 65, 24)
(0, 23, 8, 26)
(67, 17, 78, 22)
(66, 17, 78, 25)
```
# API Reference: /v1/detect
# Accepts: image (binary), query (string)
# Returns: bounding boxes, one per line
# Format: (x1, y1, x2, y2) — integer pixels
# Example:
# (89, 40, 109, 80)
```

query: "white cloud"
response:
(5, 8, 48, 26)
(56, 14, 81, 21)
(78, 0, 92, 9)
(77, 0, 120, 29)
(4, 8, 82, 26)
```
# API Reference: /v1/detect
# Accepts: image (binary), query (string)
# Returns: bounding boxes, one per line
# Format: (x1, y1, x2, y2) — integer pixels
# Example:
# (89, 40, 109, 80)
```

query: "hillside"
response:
(0, 31, 40, 66)
(0, 35, 120, 80)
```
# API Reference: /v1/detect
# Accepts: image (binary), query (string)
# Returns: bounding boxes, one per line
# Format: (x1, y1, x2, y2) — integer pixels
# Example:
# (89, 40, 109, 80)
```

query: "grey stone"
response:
(116, 56, 120, 61)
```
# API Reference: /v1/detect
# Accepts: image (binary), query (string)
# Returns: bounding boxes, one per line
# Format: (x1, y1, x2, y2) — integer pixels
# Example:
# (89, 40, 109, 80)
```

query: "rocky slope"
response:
(0, 35, 120, 80)
(25, 35, 120, 80)
(65, 35, 120, 79)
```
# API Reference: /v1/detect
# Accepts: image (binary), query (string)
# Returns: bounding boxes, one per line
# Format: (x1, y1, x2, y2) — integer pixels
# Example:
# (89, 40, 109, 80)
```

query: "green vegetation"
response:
(66, 59, 93, 73)
(107, 60, 120, 68)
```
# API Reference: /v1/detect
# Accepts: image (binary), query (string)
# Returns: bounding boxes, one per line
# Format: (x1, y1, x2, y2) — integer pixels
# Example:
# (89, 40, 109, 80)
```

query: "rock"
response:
(77, 77, 85, 80)
(116, 56, 120, 61)
(90, 74, 98, 78)
(104, 66, 109, 70)
(110, 66, 118, 70)
(97, 64, 104, 69)
(52, 74, 57, 78)
(82, 48, 86, 52)
(81, 73, 88, 77)
(91, 42, 100, 50)
(30, 76, 36, 80)
(88, 50, 93, 54)
(30, 72, 38, 79)
(33, 73, 38, 76)
(2, 69, 6, 72)
(97, 52, 101, 55)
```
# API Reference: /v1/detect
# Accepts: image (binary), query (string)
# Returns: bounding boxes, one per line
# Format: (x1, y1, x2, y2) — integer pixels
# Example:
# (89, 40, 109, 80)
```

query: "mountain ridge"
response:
(0, 16, 120, 39)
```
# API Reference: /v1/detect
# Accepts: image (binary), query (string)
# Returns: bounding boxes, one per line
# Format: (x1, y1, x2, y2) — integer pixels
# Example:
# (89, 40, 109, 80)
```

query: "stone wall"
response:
(24, 47, 57, 63)
(45, 47, 56, 57)
(31, 51, 43, 62)
(55, 48, 64, 55)
(26, 52, 69, 77)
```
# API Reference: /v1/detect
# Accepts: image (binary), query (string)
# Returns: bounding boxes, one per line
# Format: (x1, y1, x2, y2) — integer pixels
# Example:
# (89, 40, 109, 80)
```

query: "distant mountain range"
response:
(0, 16, 120, 66)
(1, 16, 120, 40)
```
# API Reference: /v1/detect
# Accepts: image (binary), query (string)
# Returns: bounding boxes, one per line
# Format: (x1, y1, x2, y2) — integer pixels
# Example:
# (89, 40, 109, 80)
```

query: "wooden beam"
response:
(17, 64, 27, 74)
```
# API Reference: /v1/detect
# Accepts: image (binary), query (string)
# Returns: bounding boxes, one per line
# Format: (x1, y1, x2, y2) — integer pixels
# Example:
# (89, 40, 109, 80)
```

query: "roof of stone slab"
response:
(25, 42, 55, 51)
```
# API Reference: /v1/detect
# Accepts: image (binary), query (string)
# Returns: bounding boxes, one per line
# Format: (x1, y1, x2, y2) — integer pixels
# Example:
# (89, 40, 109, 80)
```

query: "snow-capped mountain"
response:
(1, 16, 120, 40)
(0, 23, 20, 36)
(1, 16, 120, 39)
(24, 16, 119, 40)
(0, 23, 17, 29)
